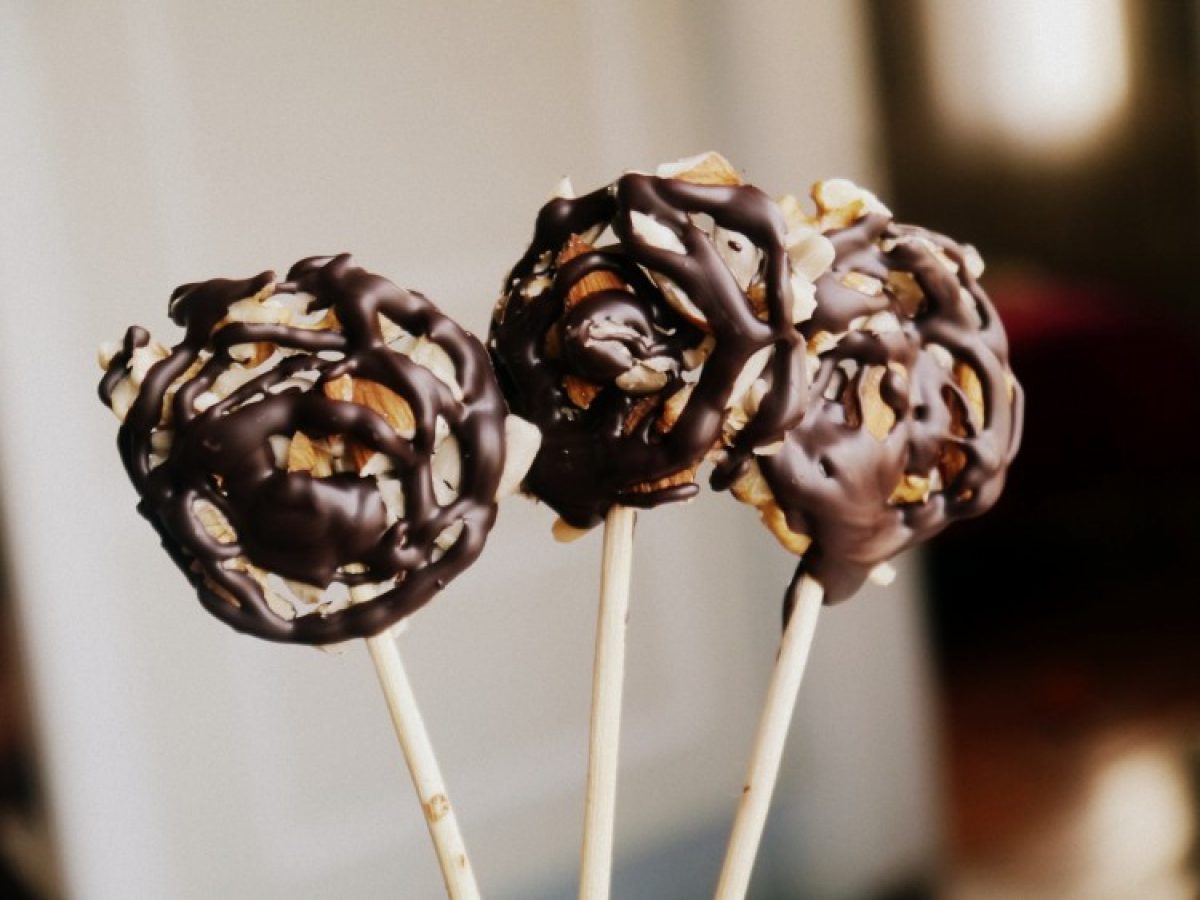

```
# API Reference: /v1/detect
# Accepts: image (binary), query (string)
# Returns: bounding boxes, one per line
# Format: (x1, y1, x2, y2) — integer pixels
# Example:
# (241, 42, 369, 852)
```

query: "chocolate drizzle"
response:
(730, 212, 1024, 606)
(489, 172, 810, 527)
(99, 255, 507, 644)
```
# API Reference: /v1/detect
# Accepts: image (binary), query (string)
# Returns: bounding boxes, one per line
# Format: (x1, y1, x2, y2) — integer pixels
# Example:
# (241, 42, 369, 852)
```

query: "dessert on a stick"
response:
(99, 254, 539, 899)
(714, 182, 1023, 899)
(489, 152, 828, 898)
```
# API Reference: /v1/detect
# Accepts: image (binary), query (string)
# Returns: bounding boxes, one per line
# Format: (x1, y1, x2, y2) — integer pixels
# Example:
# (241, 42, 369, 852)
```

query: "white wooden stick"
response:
(714, 575, 824, 900)
(578, 505, 637, 900)
(365, 631, 481, 900)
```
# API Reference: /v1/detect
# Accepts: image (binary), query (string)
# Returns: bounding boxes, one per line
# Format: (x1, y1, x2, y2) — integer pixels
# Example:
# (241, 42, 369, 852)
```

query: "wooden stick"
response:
(714, 574, 824, 900)
(365, 630, 481, 900)
(578, 505, 637, 900)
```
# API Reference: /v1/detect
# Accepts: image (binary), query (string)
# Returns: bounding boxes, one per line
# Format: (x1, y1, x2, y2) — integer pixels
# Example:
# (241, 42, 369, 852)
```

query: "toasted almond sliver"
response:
(557, 237, 628, 309)
(889, 473, 931, 505)
(656, 151, 742, 186)
(323, 378, 417, 471)
(761, 502, 812, 555)
(194, 500, 236, 543)
(564, 374, 602, 410)
(351, 380, 416, 436)
(841, 271, 884, 297)
(860, 366, 897, 441)
(622, 396, 658, 436)
(287, 432, 334, 476)
(552, 517, 590, 543)
(658, 384, 693, 434)
(954, 361, 986, 427)
(322, 373, 354, 402)
(630, 211, 687, 255)
(625, 461, 698, 495)
(730, 460, 774, 506)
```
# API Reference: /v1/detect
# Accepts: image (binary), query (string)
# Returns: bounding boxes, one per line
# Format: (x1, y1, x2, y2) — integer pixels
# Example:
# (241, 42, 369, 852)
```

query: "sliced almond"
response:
(808, 330, 839, 356)
(564, 374, 602, 409)
(495, 415, 542, 500)
(790, 272, 818, 324)
(656, 151, 742, 186)
(625, 461, 699, 495)
(247, 343, 274, 367)
(653, 273, 708, 329)
(657, 384, 693, 433)
(954, 361, 986, 427)
(290, 307, 339, 331)
(557, 237, 628, 309)
(938, 443, 969, 486)
(287, 432, 334, 477)
(348, 379, 417, 471)
(761, 502, 812, 555)
(811, 179, 890, 229)
(322, 373, 354, 402)
(193, 500, 236, 543)
(614, 363, 670, 394)
(97, 340, 123, 370)
(859, 366, 897, 441)
(552, 517, 590, 543)
(887, 271, 925, 317)
(622, 396, 658, 436)
(553, 176, 576, 200)
(841, 271, 884, 297)
(408, 337, 462, 401)
(630, 211, 687, 255)
(730, 460, 774, 506)
(889, 473, 931, 505)
(728, 347, 772, 412)
(714, 226, 760, 290)
(778, 193, 817, 232)
(746, 281, 768, 319)
(786, 226, 836, 281)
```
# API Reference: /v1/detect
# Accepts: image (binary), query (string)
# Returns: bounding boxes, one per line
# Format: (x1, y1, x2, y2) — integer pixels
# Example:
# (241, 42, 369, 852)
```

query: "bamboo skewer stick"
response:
(366, 630, 481, 900)
(578, 505, 637, 900)
(714, 574, 824, 900)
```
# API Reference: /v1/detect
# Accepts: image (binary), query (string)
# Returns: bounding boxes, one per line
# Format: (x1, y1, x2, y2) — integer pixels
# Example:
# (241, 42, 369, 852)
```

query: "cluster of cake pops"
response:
(97, 152, 1022, 899)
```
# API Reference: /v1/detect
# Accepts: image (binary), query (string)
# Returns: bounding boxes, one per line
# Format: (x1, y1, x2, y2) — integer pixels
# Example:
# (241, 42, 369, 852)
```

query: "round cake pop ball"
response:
(717, 181, 1024, 604)
(98, 255, 540, 644)
(489, 152, 831, 532)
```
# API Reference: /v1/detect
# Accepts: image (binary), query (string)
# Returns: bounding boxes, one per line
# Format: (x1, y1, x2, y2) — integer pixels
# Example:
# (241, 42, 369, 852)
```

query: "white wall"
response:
(0, 2, 937, 897)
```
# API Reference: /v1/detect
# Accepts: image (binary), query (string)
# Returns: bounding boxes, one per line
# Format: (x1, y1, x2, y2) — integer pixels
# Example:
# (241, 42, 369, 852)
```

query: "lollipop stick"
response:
(714, 574, 824, 900)
(579, 504, 637, 899)
(365, 631, 481, 900)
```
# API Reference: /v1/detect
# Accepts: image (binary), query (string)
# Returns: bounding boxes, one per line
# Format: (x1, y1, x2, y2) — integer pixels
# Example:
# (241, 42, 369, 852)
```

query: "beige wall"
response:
(0, 2, 934, 897)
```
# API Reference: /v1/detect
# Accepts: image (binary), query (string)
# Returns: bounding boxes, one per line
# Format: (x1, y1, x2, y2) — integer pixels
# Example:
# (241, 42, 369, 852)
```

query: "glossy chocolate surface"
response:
(744, 213, 1024, 607)
(489, 173, 809, 527)
(100, 255, 506, 644)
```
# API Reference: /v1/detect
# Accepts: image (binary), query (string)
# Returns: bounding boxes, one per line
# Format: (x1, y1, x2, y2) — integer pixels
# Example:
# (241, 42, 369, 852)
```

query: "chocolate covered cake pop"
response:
(716, 181, 1024, 603)
(489, 153, 830, 531)
(99, 254, 539, 644)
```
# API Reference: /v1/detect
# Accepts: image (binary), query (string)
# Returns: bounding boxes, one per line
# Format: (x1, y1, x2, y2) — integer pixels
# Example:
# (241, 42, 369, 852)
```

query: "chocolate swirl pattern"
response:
(489, 153, 828, 530)
(719, 181, 1024, 605)
(99, 255, 537, 644)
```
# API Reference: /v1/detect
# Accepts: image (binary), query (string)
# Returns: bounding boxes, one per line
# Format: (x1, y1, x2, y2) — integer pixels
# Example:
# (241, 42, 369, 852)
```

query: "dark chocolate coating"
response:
(99, 255, 507, 644)
(489, 173, 810, 527)
(718, 213, 1024, 607)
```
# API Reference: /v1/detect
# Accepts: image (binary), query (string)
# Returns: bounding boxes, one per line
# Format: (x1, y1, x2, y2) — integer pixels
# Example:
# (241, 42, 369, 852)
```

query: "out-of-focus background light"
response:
(925, 0, 1132, 159)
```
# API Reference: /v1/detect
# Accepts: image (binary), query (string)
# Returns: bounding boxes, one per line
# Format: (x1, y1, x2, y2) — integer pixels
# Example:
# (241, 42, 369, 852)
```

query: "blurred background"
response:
(1, 1, 1197, 897)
